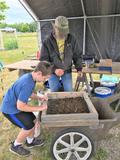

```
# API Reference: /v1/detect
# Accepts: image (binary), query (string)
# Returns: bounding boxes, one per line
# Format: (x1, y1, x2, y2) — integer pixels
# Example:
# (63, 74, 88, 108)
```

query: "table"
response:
(5, 59, 77, 75)
(82, 62, 120, 95)
(5, 60, 39, 76)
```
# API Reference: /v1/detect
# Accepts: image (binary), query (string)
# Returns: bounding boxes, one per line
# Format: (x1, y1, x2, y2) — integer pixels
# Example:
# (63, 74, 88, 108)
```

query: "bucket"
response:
(100, 75, 119, 91)
(95, 87, 112, 98)
(101, 81, 116, 90)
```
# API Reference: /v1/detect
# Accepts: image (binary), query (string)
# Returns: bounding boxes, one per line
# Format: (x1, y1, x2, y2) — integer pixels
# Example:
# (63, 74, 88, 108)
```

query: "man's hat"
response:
(54, 16, 69, 35)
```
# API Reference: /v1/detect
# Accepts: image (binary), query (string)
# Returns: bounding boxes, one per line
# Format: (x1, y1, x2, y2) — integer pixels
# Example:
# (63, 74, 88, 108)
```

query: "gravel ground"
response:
(97, 124, 120, 160)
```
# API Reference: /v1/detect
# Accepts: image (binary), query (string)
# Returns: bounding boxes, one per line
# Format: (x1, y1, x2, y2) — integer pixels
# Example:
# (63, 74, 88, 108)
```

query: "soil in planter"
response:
(47, 97, 89, 114)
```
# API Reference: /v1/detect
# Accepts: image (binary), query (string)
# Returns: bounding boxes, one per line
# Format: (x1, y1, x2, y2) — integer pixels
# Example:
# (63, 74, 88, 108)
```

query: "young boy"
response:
(0, 61, 52, 157)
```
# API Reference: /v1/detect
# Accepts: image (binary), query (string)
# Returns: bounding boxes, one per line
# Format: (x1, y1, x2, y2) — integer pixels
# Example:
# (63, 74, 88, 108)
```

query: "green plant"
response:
(4, 39, 18, 50)
(93, 148, 108, 160)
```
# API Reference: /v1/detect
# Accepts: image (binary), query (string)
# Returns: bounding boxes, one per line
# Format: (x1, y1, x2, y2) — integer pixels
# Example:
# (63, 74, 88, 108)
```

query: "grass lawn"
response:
(0, 32, 119, 160)
(0, 32, 39, 64)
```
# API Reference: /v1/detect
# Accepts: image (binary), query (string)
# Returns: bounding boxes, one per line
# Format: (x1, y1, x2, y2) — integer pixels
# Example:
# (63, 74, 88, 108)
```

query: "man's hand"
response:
(77, 71, 83, 77)
(55, 69, 64, 77)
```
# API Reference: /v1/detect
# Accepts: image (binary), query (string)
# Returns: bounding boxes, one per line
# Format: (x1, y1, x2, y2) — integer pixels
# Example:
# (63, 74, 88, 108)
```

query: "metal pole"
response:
(38, 16, 84, 22)
(37, 13, 120, 22)
(18, 0, 38, 21)
(87, 13, 120, 19)
(81, 0, 86, 55)
(83, 17, 86, 55)
(37, 22, 42, 51)
(87, 20, 102, 59)
(0, 30, 4, 50)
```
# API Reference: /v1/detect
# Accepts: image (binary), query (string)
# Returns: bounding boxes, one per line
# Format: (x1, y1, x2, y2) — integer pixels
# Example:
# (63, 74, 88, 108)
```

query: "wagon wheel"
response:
(51, 128, 94, 160)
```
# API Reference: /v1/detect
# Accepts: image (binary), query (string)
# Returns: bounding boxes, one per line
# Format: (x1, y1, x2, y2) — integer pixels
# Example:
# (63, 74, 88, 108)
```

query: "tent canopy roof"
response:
(21, 0, 120, 61)
(23, 0, 120, 20)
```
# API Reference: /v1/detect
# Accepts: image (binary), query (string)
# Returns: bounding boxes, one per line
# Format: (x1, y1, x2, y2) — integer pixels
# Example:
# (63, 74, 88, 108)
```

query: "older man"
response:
(40, 16, 83, 92)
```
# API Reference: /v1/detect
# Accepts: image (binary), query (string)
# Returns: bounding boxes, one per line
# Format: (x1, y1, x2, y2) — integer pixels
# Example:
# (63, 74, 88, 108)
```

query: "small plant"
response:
(93, 148, 108, 160)
(4, 39, 18, 50)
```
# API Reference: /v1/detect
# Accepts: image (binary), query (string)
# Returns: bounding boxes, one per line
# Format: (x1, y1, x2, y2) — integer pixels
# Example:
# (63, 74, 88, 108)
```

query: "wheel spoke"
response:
(76, 147, 89, 152)
(65, 151, 72, 160)
(59, 139, 70, 148)
(56, 148, 70, 154)
(74, 151, 81, 160)
(70, 133, 74, 146)
(74, 137, 85, 148)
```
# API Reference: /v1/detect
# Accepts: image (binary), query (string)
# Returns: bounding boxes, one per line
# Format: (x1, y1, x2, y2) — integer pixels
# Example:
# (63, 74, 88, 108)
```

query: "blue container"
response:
(95, 87, 112, 98)
(100, 81, 116, 92)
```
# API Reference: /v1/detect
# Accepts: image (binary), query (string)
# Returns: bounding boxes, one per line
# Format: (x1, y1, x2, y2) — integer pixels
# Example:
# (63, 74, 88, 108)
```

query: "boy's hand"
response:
(38, 105, 48, 111)
(38, 95, 48, 101)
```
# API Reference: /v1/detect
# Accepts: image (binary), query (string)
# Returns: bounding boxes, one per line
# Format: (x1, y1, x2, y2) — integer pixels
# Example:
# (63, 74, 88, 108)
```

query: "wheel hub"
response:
(70, 148, 75, 152)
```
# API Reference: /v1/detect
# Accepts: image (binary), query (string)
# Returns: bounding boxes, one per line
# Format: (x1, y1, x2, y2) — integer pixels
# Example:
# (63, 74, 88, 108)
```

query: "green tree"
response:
(18, 23, 30, 32)
(0, 22, 7, 28)
(29, 22, 37, 32)
(0, 22, 37, 32)
(0, 1, 9, 22)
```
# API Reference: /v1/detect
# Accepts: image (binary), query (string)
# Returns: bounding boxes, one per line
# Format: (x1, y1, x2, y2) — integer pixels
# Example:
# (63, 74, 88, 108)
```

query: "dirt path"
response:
(97, 124, 120, 160)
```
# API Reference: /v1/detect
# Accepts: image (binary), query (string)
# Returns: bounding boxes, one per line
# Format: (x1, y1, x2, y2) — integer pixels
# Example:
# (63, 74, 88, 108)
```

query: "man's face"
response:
(36, 72, 50, 82)
(54, 26, 66, 40)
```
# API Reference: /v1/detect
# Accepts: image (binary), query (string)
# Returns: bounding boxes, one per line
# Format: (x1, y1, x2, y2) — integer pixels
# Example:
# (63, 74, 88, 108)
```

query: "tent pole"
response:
(87, 13, 120, 19)
(81, 0, 86, 55)
(83, 17, 87, 55)
(18, 0, 38, 21)
(37, 16, 84, 22)
(0, 30, 4, 50)
(87, 20, 102, 59)
(37, 21, 42, 51)
(37, 13, 120, 22)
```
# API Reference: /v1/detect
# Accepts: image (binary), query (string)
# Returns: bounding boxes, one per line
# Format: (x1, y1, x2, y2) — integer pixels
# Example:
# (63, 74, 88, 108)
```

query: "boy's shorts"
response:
(3, 112, 36, 130)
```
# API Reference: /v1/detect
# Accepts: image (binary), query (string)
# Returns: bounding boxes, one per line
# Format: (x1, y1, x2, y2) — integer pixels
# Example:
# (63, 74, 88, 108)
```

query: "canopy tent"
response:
(19, 0, 120, 61)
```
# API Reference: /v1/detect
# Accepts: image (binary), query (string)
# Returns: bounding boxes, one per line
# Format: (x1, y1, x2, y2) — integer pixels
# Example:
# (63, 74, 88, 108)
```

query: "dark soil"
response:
(47, 97, 89, 114)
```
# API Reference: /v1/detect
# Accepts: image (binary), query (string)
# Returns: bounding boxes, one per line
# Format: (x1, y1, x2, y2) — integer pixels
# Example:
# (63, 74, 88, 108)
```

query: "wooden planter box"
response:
(42, 92, 99, 128)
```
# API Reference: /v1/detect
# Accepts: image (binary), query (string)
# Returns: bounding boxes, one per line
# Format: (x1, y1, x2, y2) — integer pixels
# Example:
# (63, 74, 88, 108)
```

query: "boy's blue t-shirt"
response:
(0, 73, 35, 114)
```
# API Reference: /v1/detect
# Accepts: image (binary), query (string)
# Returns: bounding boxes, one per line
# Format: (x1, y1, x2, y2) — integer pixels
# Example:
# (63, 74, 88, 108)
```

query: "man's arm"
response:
(40, 42, 50, 61)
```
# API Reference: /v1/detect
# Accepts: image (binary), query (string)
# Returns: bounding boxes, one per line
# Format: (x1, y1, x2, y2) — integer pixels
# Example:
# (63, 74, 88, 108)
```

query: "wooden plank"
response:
(5, 60, 39, 71)
(82, 67, 111, 74)
(83, 92, 98, 115)
(42, 119, 99, 127)
(82, 62, 120, 74)
(42, 113, 98, 121)
(5, 60, 77, 72)
(5, 60, 120, 75)
(48, 91, 83, 99)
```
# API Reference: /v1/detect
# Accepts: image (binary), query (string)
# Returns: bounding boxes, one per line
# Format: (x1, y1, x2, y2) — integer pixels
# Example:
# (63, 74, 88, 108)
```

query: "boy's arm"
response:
(30, 92, 48, 101)
(30, 93, 39, 100)
(17, 100, 47, 112)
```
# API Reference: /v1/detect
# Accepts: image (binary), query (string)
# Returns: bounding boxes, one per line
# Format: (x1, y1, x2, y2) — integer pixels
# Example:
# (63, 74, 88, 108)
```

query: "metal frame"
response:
(19, 0, 120, 54)
(18, 0, 38, 21)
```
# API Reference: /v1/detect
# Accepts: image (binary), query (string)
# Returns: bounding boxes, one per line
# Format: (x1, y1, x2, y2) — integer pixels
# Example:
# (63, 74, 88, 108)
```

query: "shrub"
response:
(4, 39, 18, 50)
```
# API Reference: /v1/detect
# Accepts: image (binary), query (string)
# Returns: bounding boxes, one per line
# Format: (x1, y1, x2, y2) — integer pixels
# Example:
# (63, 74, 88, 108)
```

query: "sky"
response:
(3, 0, 33, 24)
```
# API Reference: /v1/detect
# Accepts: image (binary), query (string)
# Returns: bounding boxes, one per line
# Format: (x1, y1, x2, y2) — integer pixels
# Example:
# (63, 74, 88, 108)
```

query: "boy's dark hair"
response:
(34, 61, 52, 76)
